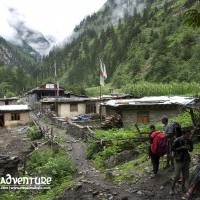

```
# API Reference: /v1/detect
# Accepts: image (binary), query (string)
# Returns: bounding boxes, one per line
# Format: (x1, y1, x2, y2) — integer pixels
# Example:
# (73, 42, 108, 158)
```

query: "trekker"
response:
(170, 129, 193, 195)
(149, 125, 161, 178)
(161, 116, 175, 169)
(185, 154, 200, 199)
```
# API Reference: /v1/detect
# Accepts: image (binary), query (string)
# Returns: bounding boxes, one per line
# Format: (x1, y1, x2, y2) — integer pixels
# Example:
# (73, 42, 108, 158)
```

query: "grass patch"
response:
(29, 180, 75, 200)
(111, 154, 150, 183)
(0, 147, 76, 200)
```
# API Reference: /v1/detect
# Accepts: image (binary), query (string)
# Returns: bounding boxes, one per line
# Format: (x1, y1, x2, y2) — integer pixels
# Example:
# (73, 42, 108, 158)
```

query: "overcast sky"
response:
(0, 0, 107, 43)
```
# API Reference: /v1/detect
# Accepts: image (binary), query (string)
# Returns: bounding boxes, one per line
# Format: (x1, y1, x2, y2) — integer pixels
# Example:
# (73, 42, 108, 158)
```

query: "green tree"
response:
(184, 0, 200, 27)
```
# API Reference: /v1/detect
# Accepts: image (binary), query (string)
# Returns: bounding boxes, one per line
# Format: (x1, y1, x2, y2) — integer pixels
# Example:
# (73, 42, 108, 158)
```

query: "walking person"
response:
(185, 154, 200, 199)
(170, 129, 193, 195)
(161, 116, 175, 170)
(149, 125, 162, 178)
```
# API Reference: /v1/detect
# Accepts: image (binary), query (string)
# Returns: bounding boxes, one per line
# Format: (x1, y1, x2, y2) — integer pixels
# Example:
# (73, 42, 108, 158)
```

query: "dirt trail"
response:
(30, 113, 142, 200)
(30, 113, 199, 200)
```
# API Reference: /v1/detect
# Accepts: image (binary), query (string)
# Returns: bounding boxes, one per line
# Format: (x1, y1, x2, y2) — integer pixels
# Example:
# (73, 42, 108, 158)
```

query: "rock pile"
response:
(0, 156, 20, 177)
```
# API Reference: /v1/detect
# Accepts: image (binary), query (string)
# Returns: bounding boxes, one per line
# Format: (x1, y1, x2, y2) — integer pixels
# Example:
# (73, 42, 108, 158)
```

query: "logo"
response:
(0, 174, 51, 190)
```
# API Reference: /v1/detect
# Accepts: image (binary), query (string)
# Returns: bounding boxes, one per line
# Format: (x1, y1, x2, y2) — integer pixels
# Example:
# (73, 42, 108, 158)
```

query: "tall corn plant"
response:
(122, 82, 200, 96)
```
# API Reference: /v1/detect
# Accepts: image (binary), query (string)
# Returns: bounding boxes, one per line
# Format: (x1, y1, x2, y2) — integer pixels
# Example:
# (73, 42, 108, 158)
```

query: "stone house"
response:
(101, 96, 195, 125)
(40, 97, 100, 119)
(40, 94, 133, 119)
(0, 97, 19, 105)
(0, 105, 30, 127)
(25, 82, 65, 105)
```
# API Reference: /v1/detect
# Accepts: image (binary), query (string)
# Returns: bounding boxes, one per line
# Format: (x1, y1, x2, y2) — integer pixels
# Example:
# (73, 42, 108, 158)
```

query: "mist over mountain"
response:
(66, 0, 146, 43)
(41, 0, 200, 90)
(11, 21, 55, 56)
(0, 0, 200, 97)
(0, 0, 146, 56)
(0, 7, 56, 56)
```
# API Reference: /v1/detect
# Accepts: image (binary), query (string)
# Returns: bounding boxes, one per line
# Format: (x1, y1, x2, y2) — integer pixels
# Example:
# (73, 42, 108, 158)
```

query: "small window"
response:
(11, 113, 20, 121)
(86, 103, 96, 114)
(70, 103, 78, 112)
(137, 111, 149, 124)
(46, 84, 54, 89)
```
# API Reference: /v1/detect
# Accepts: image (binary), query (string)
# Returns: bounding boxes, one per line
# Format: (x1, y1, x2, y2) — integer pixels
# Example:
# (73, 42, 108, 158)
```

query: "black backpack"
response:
(172, 122, 182, 138)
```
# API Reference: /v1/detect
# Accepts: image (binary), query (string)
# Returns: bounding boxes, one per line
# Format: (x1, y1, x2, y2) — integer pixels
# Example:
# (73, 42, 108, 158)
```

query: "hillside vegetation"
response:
(0, 0, 200, 97)
(40, 0, 200, 95)
(0, 37, 41, 96)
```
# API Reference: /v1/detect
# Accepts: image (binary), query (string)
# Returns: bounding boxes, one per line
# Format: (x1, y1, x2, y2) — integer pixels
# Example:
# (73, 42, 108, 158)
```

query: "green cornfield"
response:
(86, 82, 200, 97)
(122, 82, 200, 97)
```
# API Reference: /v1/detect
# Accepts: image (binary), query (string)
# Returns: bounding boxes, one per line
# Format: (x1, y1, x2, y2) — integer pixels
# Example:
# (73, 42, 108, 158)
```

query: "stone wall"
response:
(66, 121, 88, 139)
(0, 156, 20, 178)
(4, 112, 30, 127)
(105, 106, 181, 125)
(122, 107, 180, 125)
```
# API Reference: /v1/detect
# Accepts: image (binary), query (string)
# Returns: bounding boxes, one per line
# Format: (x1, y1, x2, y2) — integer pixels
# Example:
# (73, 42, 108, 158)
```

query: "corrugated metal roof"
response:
(40, 97, 89, 103)
(0, 105, 30, 111)
(102, 96, 196, 107)
(40, 94, 132, 103)
(0, 97, 19, 101)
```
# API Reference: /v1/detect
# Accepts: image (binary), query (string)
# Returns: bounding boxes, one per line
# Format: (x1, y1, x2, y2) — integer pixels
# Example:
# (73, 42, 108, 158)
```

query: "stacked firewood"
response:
(101, 114, 123, 129)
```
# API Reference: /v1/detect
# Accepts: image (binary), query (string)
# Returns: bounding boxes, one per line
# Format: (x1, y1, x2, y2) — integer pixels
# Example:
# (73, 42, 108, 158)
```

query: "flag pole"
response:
(99, 59, 107, 124)
(54, 62, 59, 97)
(99, 59, 102, 124)
(100, 84, 102, 124)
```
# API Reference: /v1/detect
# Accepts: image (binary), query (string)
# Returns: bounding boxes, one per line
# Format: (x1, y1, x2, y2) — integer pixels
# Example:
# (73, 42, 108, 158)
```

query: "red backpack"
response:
(150, 131, 168, 157)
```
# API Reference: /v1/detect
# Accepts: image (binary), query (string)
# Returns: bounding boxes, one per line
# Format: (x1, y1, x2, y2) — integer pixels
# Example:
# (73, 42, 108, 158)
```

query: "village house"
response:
(39, 94, 133, 120)
(0, 105, 30, 127)
(24, 82, 65, 105)
(0, 97, 19, 105)
(40, 97, 100, 119)
(182, 98, 200, 126)
(101, 96, 196, 125)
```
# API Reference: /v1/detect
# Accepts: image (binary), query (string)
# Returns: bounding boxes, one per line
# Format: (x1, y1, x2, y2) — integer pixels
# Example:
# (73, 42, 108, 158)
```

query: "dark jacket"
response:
(172, 136, 193, 162)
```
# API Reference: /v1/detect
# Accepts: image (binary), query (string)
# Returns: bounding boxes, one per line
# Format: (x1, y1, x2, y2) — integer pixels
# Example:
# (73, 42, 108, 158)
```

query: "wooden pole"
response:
(51, 127, 53, 145)
(189, 108, 196, 126)
(100, 85, 102, 124)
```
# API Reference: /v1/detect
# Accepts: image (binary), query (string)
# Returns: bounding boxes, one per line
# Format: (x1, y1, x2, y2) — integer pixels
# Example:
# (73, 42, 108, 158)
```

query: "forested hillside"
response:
(0, 0, 199, 97)
(0, 36, 40, 96)
(40, 0, 200, 92)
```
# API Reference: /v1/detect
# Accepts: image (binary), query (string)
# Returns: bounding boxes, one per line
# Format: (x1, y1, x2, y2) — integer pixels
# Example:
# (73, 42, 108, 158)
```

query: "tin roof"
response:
(40, 97, 89, 103)
(0, 105, 30, 112)
(40, 94, 133, 104)
(102, 96, 196, 107)
(0, 97, 19, 101)
(24, 82, 64, 95)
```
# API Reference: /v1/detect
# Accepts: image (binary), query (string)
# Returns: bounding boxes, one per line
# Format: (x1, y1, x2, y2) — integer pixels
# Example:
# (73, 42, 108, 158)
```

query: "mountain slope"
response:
(1, 0, 200, 96)
(1, 7, 55, 56)
(41, 0, 148, 84)
(0, 36, 41, 96)
(0, 36, 38, 71)
(12, 22, 54, 56)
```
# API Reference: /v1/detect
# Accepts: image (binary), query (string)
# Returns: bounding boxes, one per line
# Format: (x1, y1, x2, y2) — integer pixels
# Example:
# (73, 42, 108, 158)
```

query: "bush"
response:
(26, 127, 42, 140)
(87, 142, 100, 159)
(27, 149, 75, 185)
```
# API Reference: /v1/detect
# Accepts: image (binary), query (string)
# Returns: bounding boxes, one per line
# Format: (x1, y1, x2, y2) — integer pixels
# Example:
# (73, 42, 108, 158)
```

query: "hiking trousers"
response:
(151, 153, 160, 174)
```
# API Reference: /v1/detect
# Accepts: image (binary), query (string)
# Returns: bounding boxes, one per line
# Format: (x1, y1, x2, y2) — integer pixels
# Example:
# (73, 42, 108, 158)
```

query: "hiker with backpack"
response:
(185, 154, 200, 199)
(161, 116, 175, 170)
(172, 121, 182, 139)
(149, 124, 168, 178)
(170, 129, 193, 195)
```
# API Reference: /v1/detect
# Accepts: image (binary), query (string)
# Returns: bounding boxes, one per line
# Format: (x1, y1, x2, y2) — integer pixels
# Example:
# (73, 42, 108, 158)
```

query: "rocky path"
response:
(30, 113, 140, 200)
(30, 113, 199, 200)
